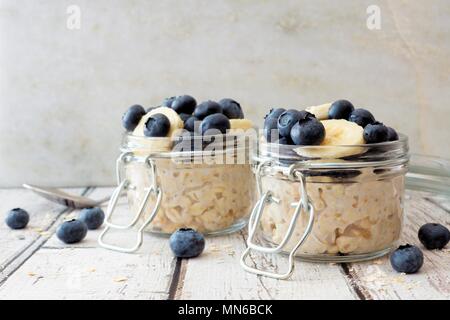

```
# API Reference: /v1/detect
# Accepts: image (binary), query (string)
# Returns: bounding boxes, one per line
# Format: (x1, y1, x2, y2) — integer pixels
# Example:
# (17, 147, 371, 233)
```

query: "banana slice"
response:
(133, 107, 183, 137)
(294, 119, 365, 159)
(229, 119, 254, 131)
(306, 103, 331, 120)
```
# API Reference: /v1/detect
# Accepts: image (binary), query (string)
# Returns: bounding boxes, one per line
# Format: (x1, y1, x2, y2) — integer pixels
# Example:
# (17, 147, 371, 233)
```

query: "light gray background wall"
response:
(0, 0, 449, 187)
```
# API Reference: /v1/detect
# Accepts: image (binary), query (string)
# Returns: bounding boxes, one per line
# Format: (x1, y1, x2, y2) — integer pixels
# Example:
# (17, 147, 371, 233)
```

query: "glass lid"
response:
(407, 154, 450, 197)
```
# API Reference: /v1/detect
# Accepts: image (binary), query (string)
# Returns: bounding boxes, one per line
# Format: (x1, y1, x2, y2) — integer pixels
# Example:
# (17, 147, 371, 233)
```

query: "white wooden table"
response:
(0, 187, 449, 300)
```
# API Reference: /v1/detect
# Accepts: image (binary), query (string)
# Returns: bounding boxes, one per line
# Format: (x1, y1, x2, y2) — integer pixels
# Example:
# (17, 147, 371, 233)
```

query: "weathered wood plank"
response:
(0, 187, 176, 300)
(346, 190, 450, 300)
(0, 187, 85, 283)
(178, 231, 356, 300)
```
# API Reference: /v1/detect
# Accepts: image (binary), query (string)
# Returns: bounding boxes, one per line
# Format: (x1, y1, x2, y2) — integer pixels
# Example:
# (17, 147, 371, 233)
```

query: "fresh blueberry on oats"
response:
(200, 113, 230, 135)
(348, 108, 376, 128)
(144, 113, 171, 137)
(364, 121, 389, 143)
(162, 96, 177, 108)
(79, 207, 105, 230)
(264, 108, 286, 122)
(278, 136, 294, 145)
(171, 95, 197, 115)
(387, 127, 399, 141)
(5, 208, 29, 230)
(179, 113, 191, 122)
(122, 105, 146, 132)
(277, 109, 306, 138)
(418, 223, 450, 250)
(290, 116, 325, 146)
(194, 100, 223, 120)
(184, 115, 200, 132)
(390, 244, 423, 274)
(264, 117, 280, 143)
(57, 220, 88, 244)
(170, 228, 205, 258)
(218, 98, 244, 119)
(328, 100, 354, 120)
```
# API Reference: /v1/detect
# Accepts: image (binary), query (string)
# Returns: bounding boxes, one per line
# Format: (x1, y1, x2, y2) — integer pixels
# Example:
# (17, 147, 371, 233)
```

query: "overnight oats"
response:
(99, 95, 256, 252)
(241, 100, 409, 278)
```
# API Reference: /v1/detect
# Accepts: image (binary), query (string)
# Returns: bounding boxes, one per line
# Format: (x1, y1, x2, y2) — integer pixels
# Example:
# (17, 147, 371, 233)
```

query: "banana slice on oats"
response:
(305, 103, 332, 120)
(294, 119, 365, 159)
(229, 119, 254, 131)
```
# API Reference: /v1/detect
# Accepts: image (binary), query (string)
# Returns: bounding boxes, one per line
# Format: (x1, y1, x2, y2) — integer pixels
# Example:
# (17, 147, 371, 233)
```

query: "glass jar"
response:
(240, 135, 409, 279)
(99, 132, 256, 253)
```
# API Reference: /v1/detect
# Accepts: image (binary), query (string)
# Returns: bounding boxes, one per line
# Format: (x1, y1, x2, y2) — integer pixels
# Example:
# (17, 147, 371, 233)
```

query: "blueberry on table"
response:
(144, 113, 171, 137)
(387, 127, 399, 141)
(79, 207, 105, 230)
(184, 115, 199, 132)
(218, 98, 244, 119)
(363, 122, 389, 143)
(170, 228, 205, 258)
(171, 95, 197, 115)
(5, 208, 29, 230)
(162, 96, 177, 108)
(348, 108, 376, 128)
(122, 105, 146, 132)
(193, 100, 223, 120)
(390, 244, 423, 274)
(290, 117, 325, 146)
(56, 220, 88, 244)
(328, 100, 354, 120)
(418, 223, 450, 250)
(277, 109, 310, 138)
(264, 117, 280, 143)
(200, 113, 230, 135)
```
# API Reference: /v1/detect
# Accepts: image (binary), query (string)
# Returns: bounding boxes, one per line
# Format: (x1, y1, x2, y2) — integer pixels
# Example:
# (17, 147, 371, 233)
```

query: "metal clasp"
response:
(98, 152, 162, 253)
(240, 161, 315, 279)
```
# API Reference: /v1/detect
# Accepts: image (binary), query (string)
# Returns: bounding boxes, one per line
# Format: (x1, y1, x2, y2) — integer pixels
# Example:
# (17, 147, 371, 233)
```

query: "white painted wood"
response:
(178, 232, 356, 300)
(346, 191, 450, 300)
(0, 187, 176, 299)
(0, 188, 84, 277)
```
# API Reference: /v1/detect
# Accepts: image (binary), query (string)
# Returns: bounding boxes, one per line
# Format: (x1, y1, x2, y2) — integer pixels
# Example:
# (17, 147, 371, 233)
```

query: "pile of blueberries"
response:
(5, 208, 206, 259)
(122, 95, 244, 137)
(264, 99, 399, 145)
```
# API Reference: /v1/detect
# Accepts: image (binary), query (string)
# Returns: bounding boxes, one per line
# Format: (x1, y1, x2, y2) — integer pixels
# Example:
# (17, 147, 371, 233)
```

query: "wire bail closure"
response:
(240, 161, 315, 279)
(98, 152, 162, 253)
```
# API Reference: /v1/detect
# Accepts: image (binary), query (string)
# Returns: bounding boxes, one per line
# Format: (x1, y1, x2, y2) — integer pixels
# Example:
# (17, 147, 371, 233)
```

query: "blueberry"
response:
(264, 117, 280, 143)
(184, 115, 200, 132)
(264, 108, 286, 122)
(171, 95, 197, 114)
(179, 113, 191, 122)
(122, 105, 146, 132)
(79, 207, 105, 230)
(56, 219, 88, 244)
(278, 136, 294, 145)
(418, 223, 450, 250)
(277, 109, 310, 138)
(5, 208, 29, 230)
(349, 108, 375, 128)
(387, 127, 399, 141)
(193, 100, 223, 120)
(290, 117, 325, 146)
(162, 96, 177, 108)
(328, 100, 354, 120)
(169, 228, 205, 258)
(144, 113, 171, 137)
(364, 121, 389, 143)
(200, 113, 230, 135)
(390, 244, 424, 274)
(218, 98, 244, 119)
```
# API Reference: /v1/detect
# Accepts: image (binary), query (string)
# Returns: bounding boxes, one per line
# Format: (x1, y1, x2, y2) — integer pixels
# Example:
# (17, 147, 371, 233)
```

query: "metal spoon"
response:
(23, 184, 112, 209)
